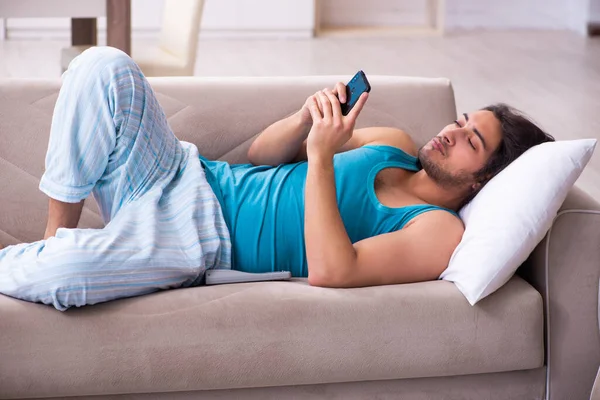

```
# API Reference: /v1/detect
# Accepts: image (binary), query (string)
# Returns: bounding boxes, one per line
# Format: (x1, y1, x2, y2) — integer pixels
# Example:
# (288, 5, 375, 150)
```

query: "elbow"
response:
(308, 272, 327, 287)
(247, 143, 259, 165)
(307, 264, 348, 288)
(247, 142, 274, 166)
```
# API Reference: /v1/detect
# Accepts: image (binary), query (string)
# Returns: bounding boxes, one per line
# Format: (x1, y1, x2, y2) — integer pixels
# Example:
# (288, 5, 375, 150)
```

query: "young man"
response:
(0, 47, 554, 311)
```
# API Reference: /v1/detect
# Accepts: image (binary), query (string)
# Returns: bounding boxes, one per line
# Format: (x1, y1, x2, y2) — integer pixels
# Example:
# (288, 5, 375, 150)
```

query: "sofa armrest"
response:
(591, 367, 600, 400)
(519, 185, 600, 400)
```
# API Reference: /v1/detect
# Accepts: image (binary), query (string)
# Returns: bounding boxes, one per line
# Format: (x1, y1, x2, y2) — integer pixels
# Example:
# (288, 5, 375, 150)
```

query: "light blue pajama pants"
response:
(0, 46, 231, 311)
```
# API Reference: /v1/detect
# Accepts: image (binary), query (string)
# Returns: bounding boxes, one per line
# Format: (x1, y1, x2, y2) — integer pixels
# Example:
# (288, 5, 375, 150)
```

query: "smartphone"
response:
(340, 70, 371, 116)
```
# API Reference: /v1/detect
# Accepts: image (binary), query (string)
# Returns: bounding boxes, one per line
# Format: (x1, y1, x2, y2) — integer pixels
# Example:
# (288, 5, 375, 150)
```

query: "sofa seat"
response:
(0, 275, 544, 399)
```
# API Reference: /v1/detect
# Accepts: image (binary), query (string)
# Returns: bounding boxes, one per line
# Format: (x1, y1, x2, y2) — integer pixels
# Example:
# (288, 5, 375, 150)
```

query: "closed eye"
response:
(455, 120, 476, 150)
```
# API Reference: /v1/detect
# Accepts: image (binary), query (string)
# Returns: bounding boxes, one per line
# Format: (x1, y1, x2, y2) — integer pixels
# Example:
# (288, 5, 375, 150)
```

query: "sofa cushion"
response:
(0, 275, 543, 399)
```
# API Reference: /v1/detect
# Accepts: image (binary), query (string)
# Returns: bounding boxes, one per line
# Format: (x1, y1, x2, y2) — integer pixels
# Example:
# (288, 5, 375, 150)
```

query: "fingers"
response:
(309, 86, 351, 123)
(315, 92, 324, 114)
(308, 96, 323, 122)
(322, 88, 342, 123)
(333, 82, 347, 103)
(347, 92, 369, 121)
(316, 90, 332, 120)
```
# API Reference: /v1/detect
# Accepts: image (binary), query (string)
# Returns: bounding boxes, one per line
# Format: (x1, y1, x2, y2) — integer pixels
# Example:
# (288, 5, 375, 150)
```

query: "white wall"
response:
(319, 0, 428, 27)
(567, 0, 592, 35)
(202, 0, 314, 35)
(1, 0, 597, 40)
(3, 0, 315, 40)
(444, 0, 584, 30)
(590, 0, 600, 23)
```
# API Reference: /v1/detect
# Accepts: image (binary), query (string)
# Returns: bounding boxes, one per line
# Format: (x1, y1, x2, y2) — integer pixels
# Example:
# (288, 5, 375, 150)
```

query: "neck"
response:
(405, 170, 466, 211)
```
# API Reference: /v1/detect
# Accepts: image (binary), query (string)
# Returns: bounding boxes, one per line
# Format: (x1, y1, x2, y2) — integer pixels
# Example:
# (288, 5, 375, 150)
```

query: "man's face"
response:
(418, 110, 503, 190)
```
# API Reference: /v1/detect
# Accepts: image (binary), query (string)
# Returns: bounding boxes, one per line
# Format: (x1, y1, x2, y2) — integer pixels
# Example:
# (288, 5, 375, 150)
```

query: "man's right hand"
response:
(247, 81, 349, 166)
(300, 82, 348, 126)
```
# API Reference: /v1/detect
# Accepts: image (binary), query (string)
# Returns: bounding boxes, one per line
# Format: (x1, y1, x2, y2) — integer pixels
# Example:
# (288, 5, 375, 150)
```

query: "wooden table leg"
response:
(71, 18, 97, 46)
(106, 0, 131, 55)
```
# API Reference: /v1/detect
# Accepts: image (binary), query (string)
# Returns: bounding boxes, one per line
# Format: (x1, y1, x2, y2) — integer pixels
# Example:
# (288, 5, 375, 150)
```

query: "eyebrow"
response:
(463, 113, 487, 150)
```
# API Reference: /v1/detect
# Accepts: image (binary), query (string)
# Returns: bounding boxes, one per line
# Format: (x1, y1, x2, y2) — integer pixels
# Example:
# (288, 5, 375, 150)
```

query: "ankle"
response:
(43, 228, 56, 240)
(44, 198, 85, 239)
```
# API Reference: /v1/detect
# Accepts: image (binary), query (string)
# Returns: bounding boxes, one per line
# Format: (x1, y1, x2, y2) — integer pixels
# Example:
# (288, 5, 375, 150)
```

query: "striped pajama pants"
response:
(0, 46, 232, 311)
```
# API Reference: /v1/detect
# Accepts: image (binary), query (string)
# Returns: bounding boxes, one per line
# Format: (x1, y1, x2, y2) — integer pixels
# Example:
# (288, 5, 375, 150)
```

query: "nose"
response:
(441, 132, 454, 146)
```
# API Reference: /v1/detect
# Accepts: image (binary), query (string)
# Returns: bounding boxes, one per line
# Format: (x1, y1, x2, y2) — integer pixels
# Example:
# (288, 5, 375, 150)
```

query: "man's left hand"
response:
(306, 88, 369, 162)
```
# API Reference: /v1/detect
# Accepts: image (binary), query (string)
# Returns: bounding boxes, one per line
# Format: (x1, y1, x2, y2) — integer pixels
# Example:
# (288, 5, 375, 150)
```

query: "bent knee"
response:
(79, 46, 130, 64)
(71, 46, 140, 77)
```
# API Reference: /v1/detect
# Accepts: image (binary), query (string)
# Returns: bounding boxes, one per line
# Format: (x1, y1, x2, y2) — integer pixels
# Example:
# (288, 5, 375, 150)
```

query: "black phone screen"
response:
(340, 70, 371, 116)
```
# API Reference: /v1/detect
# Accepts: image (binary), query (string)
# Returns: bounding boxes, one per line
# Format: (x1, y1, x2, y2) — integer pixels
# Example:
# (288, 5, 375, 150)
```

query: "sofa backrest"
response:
(0, 76, 456, 244)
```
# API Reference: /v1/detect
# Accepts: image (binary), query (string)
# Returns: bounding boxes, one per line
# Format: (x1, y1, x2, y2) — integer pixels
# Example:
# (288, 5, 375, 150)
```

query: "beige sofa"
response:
(0, 76, 599, 400)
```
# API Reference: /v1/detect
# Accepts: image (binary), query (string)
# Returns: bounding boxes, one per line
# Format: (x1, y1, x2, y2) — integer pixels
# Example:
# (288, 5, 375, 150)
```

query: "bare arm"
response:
(312, 211, 464, 288)
(305, 145, 463, 287)
(249, 119, 416, 167)
(247, 86, 416, 166)
(246, 110, 311, 166)
(304, 88, 367, 284)
(303, 87, 463, 288)
(305, 155, 357, 285)
(247, 82, 352, 166)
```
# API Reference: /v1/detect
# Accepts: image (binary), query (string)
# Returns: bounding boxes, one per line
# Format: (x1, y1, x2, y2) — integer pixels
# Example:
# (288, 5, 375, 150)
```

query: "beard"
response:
(418, 146, 473, 190)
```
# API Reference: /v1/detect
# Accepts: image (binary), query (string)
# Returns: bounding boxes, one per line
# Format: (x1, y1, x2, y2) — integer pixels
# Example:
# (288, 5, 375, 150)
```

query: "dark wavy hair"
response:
(461, 103, 555, 207)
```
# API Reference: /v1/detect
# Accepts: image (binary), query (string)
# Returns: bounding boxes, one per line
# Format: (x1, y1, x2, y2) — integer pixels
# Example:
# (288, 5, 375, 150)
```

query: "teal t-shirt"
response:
(199, 145, 454, 278)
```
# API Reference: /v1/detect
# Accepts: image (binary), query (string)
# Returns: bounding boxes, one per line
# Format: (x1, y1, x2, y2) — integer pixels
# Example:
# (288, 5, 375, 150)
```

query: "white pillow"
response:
(440, 139, 597, 305)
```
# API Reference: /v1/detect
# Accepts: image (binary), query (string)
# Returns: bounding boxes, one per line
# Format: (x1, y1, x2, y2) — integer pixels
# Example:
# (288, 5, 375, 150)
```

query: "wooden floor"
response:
(1, 30, 599, 200)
